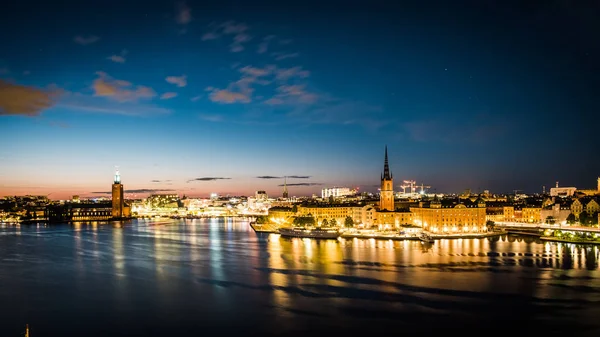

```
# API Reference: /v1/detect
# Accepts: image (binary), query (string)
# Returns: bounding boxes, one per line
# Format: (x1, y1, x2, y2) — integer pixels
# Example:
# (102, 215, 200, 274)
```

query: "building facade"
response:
(410, 198, 487, 233)
(321, 187, 356, 199)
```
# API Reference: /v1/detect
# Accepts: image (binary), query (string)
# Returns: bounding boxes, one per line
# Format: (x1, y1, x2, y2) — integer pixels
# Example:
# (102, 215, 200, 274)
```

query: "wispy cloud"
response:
(59, 90, 170, 117)
(93, 71, 156, 102)
(191, 95, 202, 102)
(107, 50, 128, 63)
(175, 2, 192, 25)
(272, 52, 299, 61)
(208, 65, 308, 105)
(230, 33, 252, 52)
(0, 80, 60, 116)
(257, 35, 275, 54)
(277, 183, 322, 186)
(287, 175, 311, 179)
(201, 32, 220, 41)
(187, 177, 231, 183)
(201, 21, 252, 52)
(151, 180, 172, 183)
(166, 75, 187, 87)
(160, 92, 177, 100)
(268, 84, 318, 105)
(256, 175, 281, 179)
(74, 35, 100, 45)
(208, 89, 251, 104)
(275, 66, 310, 81)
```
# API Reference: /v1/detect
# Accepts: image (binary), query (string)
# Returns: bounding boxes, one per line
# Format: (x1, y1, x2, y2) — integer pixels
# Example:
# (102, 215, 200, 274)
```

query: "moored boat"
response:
(418, 232, 435, 243)
(279, 226, 340, 239)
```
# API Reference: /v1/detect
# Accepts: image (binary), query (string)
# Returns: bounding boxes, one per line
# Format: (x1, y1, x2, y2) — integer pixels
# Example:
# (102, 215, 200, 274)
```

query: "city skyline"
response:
(1, 0, 599, 199)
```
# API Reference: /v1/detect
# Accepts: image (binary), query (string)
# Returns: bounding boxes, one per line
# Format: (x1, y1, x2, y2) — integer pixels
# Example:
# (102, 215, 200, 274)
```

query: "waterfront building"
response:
(374, 209, 413, 229)
(297, 203, 360, 227)
(410, 197, 487, 233)
(571, 197, 600, 218)
(485, 209, 504, 223)
(268, 206, 296, 224)
(541, 198, 572, 224)
(379, 146, 394, 211)
(45, 202, 113, 221)
(522, 206, 542, 223)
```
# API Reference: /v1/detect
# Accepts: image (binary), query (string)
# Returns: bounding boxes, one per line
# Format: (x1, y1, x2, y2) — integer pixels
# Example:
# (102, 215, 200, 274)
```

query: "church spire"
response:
(282, 176, 289, 199)
(382, 145, 391, 180)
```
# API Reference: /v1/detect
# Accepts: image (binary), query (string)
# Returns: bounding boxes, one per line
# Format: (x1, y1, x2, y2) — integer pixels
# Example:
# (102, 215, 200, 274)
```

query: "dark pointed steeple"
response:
(382, 145, 392, 180)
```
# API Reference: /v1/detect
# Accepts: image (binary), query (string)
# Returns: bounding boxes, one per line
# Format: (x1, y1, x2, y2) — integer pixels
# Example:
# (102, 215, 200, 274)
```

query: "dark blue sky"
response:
(0, 0, 598, 199)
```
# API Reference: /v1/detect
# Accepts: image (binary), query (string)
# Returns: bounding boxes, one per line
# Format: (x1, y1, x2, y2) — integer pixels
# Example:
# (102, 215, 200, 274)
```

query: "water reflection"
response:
(0, 221, 599, 336)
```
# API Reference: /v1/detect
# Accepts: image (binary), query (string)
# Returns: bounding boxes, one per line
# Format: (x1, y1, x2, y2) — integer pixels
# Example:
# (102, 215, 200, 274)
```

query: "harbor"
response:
(250, 222, 505, 241)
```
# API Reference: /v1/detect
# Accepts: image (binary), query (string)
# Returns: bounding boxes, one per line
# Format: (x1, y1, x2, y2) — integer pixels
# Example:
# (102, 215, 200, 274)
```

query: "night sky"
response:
(0, 0, 598, 199)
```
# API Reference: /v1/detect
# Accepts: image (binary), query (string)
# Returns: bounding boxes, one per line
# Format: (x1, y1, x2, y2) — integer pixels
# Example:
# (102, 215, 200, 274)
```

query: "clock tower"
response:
(112, 169, 124, 218)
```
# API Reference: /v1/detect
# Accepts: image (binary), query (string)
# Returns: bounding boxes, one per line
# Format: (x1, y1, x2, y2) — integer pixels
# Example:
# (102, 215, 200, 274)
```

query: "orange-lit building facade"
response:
(410, 198, 487, 233)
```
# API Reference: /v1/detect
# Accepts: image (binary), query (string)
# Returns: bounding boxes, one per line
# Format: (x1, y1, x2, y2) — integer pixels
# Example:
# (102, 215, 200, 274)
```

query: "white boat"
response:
(279, 227, 340, 239)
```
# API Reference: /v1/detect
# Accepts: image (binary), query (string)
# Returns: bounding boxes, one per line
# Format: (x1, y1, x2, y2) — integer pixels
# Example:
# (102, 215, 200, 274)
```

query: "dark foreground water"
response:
(1, 219, 600, 336)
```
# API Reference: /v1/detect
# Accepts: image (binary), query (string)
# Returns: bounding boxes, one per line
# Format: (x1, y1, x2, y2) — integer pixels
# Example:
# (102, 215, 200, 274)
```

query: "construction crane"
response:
(403, 180, 417, 194)
(399, 184, 409, 194)
(418, 184, 431, 194)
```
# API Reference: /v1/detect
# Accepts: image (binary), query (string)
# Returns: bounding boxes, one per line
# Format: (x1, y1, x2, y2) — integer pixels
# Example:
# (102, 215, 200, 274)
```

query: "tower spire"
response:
(382, 145, 391, 180)
(282, 176, 289, 199)
(114, 167, 121, 184)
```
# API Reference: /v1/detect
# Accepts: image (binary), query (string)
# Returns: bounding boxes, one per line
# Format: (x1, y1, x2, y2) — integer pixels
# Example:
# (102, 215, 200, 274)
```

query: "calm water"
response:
(1, 218, 599, 336)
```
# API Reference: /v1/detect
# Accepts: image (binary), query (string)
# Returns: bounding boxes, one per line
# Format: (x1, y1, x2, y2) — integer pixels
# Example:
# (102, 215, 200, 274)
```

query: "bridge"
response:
(495, 221, 600, 234)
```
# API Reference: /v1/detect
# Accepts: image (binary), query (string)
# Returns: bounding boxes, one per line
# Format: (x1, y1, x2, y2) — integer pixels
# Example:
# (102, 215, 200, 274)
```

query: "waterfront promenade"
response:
(495, 221, 600, 233)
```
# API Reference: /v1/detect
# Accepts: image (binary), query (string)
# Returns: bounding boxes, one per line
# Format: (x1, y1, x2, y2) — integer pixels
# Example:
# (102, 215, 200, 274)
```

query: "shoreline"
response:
(539, 236, 600, 245)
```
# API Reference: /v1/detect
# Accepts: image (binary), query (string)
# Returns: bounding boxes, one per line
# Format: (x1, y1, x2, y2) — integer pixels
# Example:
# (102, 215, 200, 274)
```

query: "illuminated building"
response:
(541, 199, 572, 224)
(255, 190, 268, 201)
(321, 187, 356, 199)
(112, 169, 124, 218)
(374, 209, 413, 229)
(571, 197, 600, 219)
(410, 197, 487, 233)
(550, 181, 577, 197)
(110, 169, 131, 219)
(268, 206, 296, 224)
(379, 146, 394, 211)
(522, 207, 542, 223)
(46, 203, 113, 221)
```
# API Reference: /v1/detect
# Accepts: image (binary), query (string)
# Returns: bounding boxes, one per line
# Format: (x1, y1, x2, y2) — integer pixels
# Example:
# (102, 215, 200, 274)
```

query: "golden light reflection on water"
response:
(112, 223, 125, 278)
(267, 235, 289, 308)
